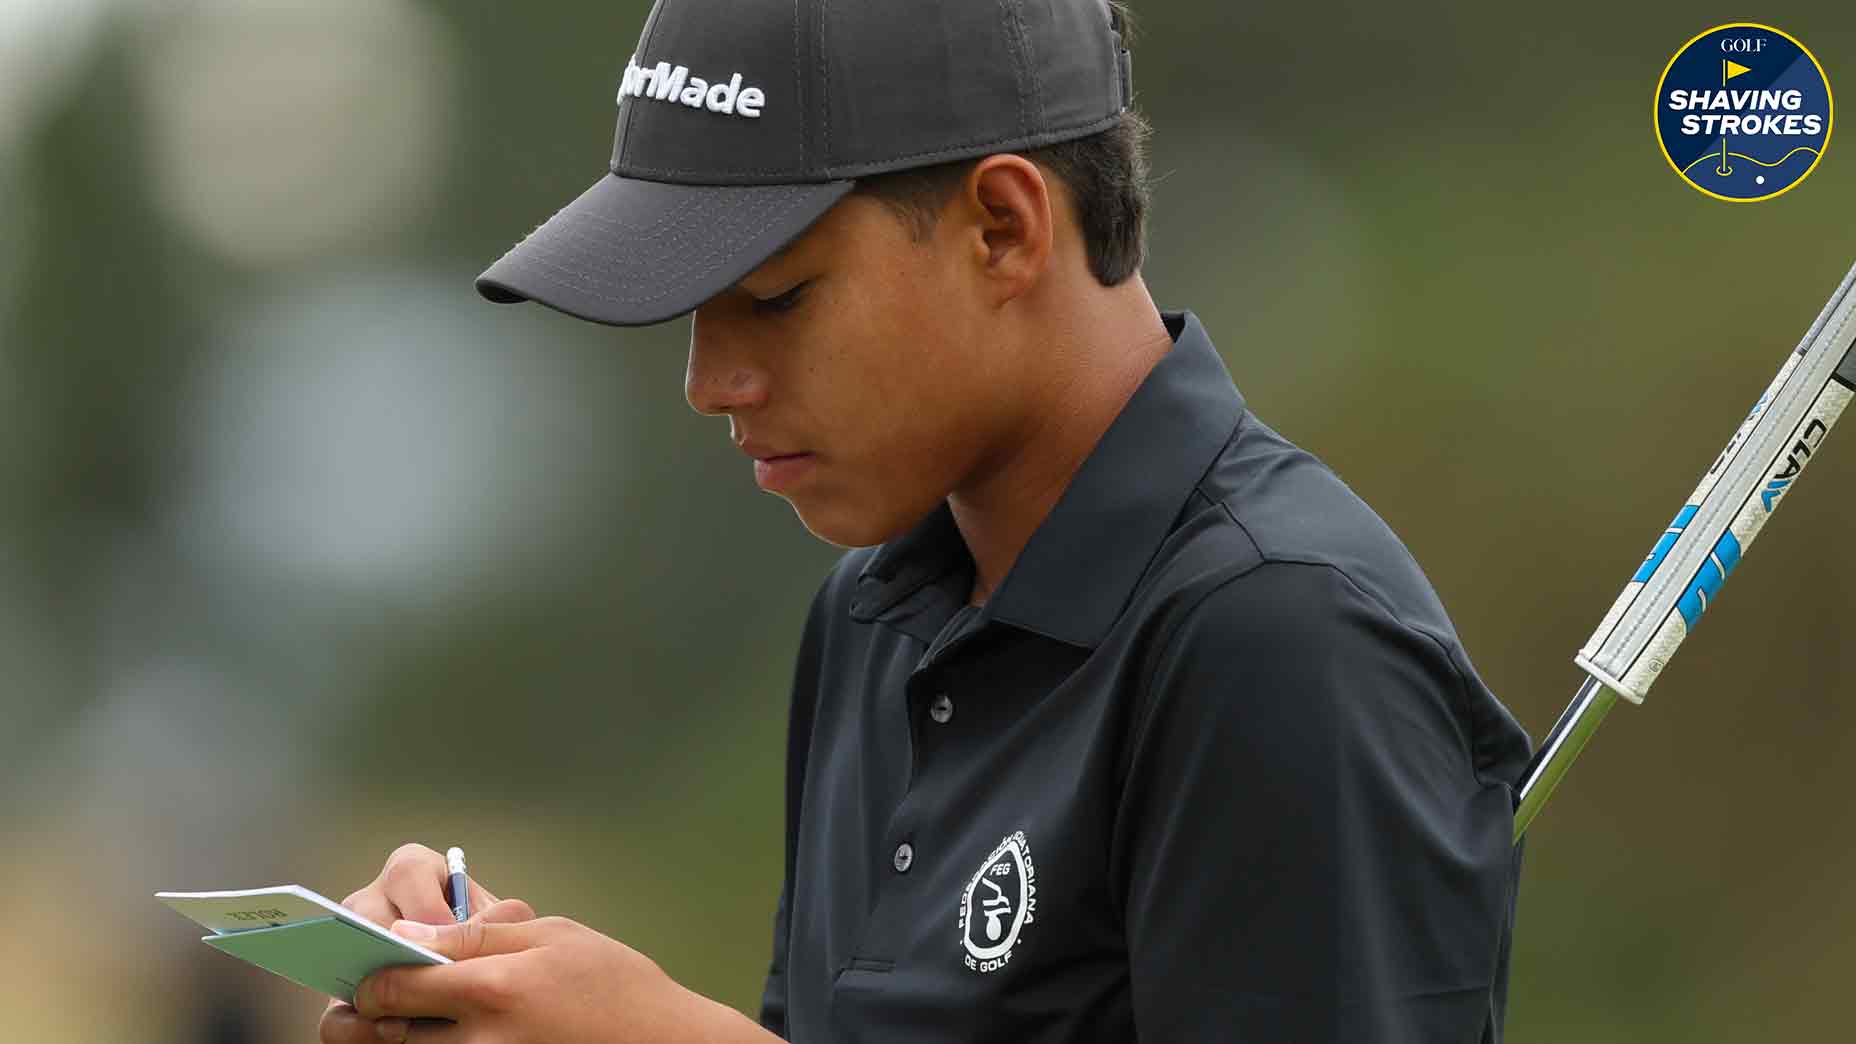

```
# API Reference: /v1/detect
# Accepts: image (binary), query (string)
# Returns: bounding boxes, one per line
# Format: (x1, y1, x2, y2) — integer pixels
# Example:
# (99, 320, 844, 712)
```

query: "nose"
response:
(685, 310, 770, 416)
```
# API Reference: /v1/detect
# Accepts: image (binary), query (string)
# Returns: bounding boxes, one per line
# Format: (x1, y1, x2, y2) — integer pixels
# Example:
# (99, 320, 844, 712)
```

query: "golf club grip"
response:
(1575, 260, 1856, 704)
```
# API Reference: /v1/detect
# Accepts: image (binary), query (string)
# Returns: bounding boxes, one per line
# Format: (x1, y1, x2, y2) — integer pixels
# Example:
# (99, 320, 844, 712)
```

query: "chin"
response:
(785, 497, 923, 550)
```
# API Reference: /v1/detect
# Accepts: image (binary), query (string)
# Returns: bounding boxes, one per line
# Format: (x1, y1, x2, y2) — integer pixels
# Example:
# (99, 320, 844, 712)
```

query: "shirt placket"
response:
(841, 605, 982, 970)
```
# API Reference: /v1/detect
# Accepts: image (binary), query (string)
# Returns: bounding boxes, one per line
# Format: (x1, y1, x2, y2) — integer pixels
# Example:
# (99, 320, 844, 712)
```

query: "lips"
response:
(751, 452, 815, 492)
(734, 439, 815, 491)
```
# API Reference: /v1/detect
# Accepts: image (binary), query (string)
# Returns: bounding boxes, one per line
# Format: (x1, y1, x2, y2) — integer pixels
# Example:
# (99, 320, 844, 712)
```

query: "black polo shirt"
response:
(758, 311, 1532, 1043)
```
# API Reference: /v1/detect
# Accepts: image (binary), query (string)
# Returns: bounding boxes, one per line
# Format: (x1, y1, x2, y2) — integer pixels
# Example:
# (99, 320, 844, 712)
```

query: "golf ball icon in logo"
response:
(959, 831, 1036, 973)
(1654, 23, 1833, 201)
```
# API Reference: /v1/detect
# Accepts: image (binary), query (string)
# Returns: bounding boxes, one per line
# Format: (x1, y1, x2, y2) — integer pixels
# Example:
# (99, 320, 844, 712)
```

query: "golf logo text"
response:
(1654, 24, 1832, 201)
(959, 832, 1036, 973)
(618, 57, 766, 119)
(1761, 418, 1829, 510)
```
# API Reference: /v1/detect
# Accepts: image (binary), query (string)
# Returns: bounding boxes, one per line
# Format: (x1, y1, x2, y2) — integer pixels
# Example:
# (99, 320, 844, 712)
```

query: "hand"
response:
(320, 844, 532, 1044)
(339, 843, 508, 930)
(346, 915, 778, 1043)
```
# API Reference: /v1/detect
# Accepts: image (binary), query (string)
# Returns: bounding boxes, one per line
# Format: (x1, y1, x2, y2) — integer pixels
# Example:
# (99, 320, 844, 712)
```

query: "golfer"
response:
(321, 1, 1532, 1041)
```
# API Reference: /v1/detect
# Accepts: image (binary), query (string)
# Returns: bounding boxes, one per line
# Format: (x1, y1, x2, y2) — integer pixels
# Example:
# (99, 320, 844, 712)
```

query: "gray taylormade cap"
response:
(475, 0, 1134, 327)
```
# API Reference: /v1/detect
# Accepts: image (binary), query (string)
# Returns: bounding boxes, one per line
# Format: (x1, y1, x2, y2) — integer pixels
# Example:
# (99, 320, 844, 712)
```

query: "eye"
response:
(751, 280, 810, 316)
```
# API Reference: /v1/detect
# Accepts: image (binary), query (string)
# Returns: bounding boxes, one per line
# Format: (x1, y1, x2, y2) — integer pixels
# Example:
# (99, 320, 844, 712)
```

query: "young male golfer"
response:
(320, 1, 1532, 1041)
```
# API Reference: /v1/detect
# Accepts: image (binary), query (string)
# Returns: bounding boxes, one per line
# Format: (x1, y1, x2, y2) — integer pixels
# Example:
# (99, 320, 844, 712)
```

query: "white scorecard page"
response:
(158, 885, 452, 965)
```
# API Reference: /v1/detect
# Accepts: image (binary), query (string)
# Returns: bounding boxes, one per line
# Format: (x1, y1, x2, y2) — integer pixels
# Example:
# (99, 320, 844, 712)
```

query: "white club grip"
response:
(1576, 262, 1856, 703)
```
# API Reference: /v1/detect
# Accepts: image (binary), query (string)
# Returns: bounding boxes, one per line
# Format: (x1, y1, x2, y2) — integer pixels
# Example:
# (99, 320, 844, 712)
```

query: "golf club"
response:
(1514, 259, 1856, 841)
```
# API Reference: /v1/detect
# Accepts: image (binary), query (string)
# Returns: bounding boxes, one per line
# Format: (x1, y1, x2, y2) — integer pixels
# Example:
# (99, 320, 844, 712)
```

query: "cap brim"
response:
(475, 173, 854, 327)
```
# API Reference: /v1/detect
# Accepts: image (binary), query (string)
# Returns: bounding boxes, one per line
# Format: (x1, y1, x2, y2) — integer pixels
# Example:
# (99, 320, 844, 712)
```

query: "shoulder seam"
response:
(1133, 557, 1485, 785)
(1130, 557, 1272, 757)
(1311, 561, 1485, 785)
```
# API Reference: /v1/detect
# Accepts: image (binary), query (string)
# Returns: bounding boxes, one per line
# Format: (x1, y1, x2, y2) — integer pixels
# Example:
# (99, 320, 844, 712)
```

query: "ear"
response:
(960, 155, 1054, 304)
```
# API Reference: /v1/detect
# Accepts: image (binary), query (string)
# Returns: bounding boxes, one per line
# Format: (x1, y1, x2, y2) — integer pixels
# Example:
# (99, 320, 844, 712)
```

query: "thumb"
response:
(391, 915, 543, 960)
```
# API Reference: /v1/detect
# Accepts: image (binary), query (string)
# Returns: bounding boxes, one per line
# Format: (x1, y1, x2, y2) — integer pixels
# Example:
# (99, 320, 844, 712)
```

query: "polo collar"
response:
(851, 311, 1246, 647)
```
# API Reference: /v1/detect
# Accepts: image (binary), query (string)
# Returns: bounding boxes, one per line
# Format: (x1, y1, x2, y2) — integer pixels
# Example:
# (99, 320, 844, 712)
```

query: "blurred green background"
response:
(2, 1, 1852, 1041)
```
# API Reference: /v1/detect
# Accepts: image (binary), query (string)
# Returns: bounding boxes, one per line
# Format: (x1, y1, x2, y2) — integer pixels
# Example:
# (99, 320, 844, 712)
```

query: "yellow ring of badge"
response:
(1652, 22, 1834, 202)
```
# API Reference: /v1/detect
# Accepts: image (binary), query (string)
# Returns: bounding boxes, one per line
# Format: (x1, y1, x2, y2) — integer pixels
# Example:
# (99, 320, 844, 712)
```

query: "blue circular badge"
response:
(1655, 24, 1833, 201)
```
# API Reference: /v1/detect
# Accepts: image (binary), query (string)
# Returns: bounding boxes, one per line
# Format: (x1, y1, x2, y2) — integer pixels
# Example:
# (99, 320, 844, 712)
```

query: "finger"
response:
(320, 1002, 387, 1044)
(327, 1006, 461, 1044)
(356, 954, 529, 1020)
(391, 915, 558, 960)
(342, 845, 445, 927)
(378, 845, 458, 925)
(404, 1017, 466, 1042)
(341, 887, 402, 931)
(397, 897, 526, 945)
(475, 898, 534, 925)
(348, 878, 506, 932)
(373, 1017, 464, 1044)
(354, 964, 473, 1021)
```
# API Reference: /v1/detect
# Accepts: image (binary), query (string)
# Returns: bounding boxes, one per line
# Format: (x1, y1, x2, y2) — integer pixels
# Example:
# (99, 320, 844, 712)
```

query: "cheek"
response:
(784, 362, 966, 545)
(811, 272, 952, 442)
(854, 327, 982, 474)
(856, 265, 981, 416)
(780, 245, 998, 537)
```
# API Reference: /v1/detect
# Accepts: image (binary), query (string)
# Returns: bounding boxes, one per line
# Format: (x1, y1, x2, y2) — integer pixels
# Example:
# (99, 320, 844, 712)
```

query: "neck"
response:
(949, 276, 1171, 607)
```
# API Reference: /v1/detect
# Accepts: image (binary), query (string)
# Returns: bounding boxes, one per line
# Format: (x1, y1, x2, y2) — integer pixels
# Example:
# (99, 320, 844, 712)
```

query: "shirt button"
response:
(892, 842, 914, 873)
(929, 693, 954, 724)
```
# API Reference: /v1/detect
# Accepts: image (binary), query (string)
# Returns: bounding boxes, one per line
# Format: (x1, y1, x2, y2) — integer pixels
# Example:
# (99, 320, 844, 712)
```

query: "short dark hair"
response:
(853, 109, 1153, 288)
(855, 1, 1149, 286)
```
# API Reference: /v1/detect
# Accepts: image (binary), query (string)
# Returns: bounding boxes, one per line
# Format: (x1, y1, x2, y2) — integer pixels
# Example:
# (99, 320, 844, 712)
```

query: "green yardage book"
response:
(158, 885, 450, 1003)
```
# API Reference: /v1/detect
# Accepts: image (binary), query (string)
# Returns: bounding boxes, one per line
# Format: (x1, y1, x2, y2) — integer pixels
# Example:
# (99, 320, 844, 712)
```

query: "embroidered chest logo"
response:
(959, 831, 1036, 973)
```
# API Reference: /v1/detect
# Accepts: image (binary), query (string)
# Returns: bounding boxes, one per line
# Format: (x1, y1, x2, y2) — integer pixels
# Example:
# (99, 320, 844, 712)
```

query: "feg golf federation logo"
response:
(1655, 24, 1832, 201)
(959, 831, 1036, 973)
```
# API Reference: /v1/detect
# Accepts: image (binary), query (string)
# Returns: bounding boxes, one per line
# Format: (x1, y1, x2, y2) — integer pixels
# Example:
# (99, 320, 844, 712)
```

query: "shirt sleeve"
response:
(1114, 560, 1523, 1043)
(759, 573, 834, 1038)
(758, 877, 792, 1038)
